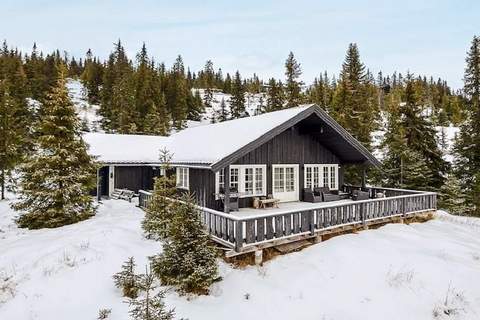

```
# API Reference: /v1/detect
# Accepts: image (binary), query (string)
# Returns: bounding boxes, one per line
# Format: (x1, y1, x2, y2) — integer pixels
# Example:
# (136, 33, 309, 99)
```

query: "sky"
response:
(1, 0, 479, 89)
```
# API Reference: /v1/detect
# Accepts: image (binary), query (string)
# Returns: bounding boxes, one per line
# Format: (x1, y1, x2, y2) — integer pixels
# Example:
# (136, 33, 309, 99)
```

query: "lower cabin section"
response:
(95, 165, 162, 198)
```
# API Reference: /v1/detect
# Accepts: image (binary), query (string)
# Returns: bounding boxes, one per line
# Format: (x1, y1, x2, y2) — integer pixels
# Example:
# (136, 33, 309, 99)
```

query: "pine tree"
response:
(0, 46, 31, 200)
(113, 257, 142, 299)
(144, 93, 170, 135)
(266, 78, 285, 112)
(150, 192, 219, 295)
(214, 97, 229, 122)
(166, 55, 188, 130)
(142, 149, 177, 239)
(229, 71, 246, 118)
(332, 43, 378, 149)
(186, 89, 204, 121)
(80, 49, 103, 104)
(284, 52, 303, 108)
(128, 270, 175, 320)
(439, 174, 468, 215)
(453, 35, 480, 216)
(13, 65, 97, 229)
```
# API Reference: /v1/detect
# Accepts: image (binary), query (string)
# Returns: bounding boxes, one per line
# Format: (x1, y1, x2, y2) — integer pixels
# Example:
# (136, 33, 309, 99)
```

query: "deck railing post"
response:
(360, 203, 366, 227)
(234, 219, 243, 252)
(309, 210, 315, 235)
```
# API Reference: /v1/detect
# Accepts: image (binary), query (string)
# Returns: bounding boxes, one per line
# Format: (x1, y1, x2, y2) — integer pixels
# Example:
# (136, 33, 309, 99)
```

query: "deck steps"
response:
(275, 239, 312, 254)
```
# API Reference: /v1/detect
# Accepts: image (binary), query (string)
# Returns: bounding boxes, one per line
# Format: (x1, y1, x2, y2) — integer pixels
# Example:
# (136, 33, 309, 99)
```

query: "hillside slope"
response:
(1, 198, 479, 320)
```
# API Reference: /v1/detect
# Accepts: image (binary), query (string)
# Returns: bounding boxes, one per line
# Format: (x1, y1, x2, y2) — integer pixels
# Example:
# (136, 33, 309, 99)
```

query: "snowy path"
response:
(1, 198, 479, 320)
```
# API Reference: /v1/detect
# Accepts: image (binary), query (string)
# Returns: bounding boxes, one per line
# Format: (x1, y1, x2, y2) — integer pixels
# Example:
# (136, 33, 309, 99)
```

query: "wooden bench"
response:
(259, 198, 280, 209)
(119, 190, 135, 202)
(111, 189, 136, 202)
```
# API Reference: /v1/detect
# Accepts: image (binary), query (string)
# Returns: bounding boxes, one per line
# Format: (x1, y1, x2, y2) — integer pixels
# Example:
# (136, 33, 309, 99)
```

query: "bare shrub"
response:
(97, 308, 111, 319)
(386, 266, 415, 288)
(0, 269, 17, 303)
(432, 284, 468, 319)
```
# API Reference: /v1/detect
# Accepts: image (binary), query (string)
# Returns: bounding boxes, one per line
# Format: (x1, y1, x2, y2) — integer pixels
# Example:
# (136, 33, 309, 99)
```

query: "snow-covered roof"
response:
(84, 132, 169, 164)
(84, 104, 380, 168)
(169, 105, 313, 165)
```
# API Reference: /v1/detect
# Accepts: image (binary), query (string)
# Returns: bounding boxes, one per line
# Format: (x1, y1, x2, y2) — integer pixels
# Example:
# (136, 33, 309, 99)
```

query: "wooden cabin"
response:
(85, 104, 437, 255)
(86, 104, 379, 210)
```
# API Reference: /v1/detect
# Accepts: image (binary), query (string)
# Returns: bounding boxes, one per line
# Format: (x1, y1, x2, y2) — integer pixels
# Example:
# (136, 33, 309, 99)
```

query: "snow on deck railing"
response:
(138, 187, 437, 252)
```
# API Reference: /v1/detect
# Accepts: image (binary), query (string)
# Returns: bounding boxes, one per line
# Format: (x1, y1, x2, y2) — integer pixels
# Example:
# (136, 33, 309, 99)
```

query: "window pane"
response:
(323, 166, 329, 187)
(244, 168, 254, 195)
(274, 167, 284, 192)
(230, 168, 239, 191)
(255, 168, 263, 194)
(313, 167, 319, 188)
(218, 169, 225, 193)
(330, 166, 336, 189)
(286, 167, 295, 192)
(306, 167, 312, 189)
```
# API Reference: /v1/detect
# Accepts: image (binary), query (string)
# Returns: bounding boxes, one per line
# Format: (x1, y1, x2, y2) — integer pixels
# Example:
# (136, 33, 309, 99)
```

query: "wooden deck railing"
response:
(138, 187, 437, 253)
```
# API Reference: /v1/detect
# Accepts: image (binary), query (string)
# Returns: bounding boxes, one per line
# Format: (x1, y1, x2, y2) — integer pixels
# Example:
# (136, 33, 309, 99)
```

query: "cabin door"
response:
(272, 165, 299, 202)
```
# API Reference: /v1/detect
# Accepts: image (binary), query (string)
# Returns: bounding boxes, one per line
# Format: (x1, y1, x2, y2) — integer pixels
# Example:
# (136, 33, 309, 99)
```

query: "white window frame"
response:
(304, 164, 339, 190)
(215, 165, 267, 198)
(176, 167, 189, 189)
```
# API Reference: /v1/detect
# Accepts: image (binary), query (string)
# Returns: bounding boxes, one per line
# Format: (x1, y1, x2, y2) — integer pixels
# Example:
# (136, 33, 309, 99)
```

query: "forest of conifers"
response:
(0, 37, 479, 216)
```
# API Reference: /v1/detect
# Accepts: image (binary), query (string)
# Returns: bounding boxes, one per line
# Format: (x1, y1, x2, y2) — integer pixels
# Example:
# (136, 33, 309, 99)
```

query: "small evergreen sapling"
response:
(113, 257, 142, 299)
(97, 308, 111, 319)
(142, 149, 177, 240)
(128, 270, 175, 320)
(151, 193, 219, 295)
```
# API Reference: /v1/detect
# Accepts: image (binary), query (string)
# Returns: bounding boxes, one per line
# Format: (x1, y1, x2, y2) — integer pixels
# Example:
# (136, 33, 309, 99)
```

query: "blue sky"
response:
(1, 0, 479, 89)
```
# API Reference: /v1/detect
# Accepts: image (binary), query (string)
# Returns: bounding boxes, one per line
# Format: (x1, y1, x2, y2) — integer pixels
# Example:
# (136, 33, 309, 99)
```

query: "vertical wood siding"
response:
(114, 166, 156, 192)
(187, 124, 345, 210)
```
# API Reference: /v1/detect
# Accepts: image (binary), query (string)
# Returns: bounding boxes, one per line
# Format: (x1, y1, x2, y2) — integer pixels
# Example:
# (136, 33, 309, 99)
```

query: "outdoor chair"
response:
(303, 188, 322, 203)
(314, 187, 341, 202)
(352, 190, 369, 201)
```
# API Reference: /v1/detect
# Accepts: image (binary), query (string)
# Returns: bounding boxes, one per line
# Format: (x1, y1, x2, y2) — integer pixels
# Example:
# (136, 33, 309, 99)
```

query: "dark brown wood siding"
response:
(233, 124, 343, 207)
(114, 166, 157, 192)
(183, 124, 346, 210)
(178, 168, 222, 210)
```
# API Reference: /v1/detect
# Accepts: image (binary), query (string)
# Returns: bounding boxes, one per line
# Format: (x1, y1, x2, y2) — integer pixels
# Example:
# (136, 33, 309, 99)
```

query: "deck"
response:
(138, 185, 437, 255)
(234, 200, 354, 218)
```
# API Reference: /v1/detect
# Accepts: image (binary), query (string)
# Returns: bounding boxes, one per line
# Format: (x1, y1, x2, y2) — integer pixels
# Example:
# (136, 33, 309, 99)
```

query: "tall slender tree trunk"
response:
(1, 168, 5, 200)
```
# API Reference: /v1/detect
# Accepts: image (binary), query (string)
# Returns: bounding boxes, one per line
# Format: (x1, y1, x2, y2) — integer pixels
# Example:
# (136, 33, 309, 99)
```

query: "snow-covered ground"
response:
(66, 79, 103, 132)
(1, 197, 480, 320)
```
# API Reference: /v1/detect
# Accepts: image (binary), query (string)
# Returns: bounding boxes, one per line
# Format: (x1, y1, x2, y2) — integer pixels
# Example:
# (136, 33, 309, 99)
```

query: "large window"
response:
(176, 167, 189, 189)
(304, 164, 339, 190)
(216, 165, 266, 198)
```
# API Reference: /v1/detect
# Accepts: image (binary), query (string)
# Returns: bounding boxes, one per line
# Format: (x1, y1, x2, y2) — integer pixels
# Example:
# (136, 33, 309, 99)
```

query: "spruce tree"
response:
(211, 97, 229, 123)
(332, 43, 378, 149)
(113, 257, 142, 299)
(13, 65, 97, 229)
(229, 71, 246, 118)
(266, 78, 285, 112)
(284, 52, 303, 108)
(128, 271, 175, 320)
(453, 35, 480, 216)
(439, 174, 468, 215)
(0, 47, 30, 200)
(150, 192, 219, 295)
(142, 149, 177, 240)
(166, 56, 188, 130)
(80, 49, 103, 104)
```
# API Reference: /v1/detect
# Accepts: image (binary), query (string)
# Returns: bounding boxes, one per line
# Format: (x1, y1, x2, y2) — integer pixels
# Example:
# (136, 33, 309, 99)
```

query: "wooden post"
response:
(224, 165, 230, 213)
(234, 219, 243, 252)
(96, 168, 101, 202)
(254, 250, 263, 266)
(361, 165, 367, 190)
